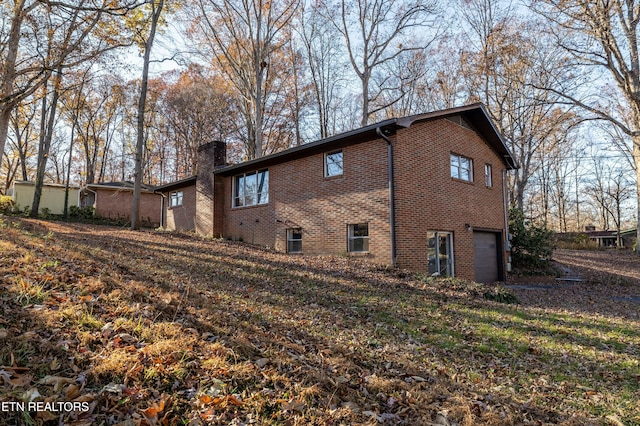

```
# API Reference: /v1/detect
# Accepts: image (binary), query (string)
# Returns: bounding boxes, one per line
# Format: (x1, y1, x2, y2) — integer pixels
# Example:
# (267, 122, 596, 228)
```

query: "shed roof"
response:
(84, 181, 156, 192)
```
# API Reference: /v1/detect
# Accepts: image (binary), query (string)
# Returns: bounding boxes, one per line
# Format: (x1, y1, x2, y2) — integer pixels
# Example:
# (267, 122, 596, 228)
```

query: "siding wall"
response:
(13, 183, 79, 215)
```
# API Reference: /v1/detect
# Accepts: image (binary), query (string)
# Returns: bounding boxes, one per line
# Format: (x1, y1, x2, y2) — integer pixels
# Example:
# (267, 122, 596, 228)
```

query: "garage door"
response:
(474, 232, 499, 283)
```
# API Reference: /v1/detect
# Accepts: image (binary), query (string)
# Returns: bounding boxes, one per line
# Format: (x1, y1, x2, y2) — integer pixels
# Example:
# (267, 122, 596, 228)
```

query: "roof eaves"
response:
(215, 118, 400, 175)
(154, 176, 197, 192)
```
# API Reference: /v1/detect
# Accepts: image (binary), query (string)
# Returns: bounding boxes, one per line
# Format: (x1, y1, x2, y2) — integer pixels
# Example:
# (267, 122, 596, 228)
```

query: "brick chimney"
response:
(195, 141, 226, 236)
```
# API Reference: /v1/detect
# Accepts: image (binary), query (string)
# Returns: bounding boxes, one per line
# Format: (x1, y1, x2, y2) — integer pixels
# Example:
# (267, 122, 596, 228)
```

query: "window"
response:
(287, 229, 303, 253)
(325, 150, 343, 177)
(427, 231, 454, 277)
(170, 191, 183, 208)
(485, 164, 493, 187)
(233, 169, 269, 207)
(348, 223, 369, 252)
(450, 153, 473, 182)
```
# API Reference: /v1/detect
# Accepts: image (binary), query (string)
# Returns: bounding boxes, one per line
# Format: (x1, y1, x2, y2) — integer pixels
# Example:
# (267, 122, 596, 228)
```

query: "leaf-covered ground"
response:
(0, 218, 638, 425)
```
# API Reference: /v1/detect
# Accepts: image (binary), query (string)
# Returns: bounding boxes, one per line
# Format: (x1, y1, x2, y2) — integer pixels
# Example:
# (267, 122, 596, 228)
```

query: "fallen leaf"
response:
(9, 373, 32, 387)
(65, 383, 81, 399)
(227, 395, 243, 407)
(38, 375, 75, 392)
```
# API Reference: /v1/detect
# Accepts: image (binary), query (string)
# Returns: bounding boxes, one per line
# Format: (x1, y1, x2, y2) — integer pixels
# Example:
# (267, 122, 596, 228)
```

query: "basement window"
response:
(287, 229, 303, 253)
(348, 223, 369, 253)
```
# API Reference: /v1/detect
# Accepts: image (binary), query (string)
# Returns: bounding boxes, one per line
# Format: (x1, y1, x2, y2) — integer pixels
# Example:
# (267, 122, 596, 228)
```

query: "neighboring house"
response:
(12, 181, 79, 215)
(587, 228, 637, 249)
(160, 104, 517, 283)
(79, 181, 162, 227)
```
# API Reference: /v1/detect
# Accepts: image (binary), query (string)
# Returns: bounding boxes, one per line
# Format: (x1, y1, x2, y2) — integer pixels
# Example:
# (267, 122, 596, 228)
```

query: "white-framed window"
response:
(450, 153, 473, 182)
(485, 164, 493, 187)
(427, 231, 454, 277)
(348, 223, 369, 253)
(287, 229, 303, 253)
(233, 169, 269, 207)
(325, 150, 343, 177)
(170, 190, 183, 208)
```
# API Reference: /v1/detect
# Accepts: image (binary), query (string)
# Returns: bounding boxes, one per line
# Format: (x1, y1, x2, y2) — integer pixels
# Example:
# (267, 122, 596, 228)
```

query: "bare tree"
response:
(0, 0, 139, 192)
(585, 156, 634, 245)
(298, 2, 348, 139)
(531, 0, 640, 252)
(321, 0, 440, 127)
(459, 0, 578, 210)
(191, 0, 299, 159)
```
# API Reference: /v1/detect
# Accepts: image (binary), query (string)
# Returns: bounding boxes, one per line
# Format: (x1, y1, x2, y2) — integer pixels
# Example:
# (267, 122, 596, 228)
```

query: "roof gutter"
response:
(376, 127, 397, 268)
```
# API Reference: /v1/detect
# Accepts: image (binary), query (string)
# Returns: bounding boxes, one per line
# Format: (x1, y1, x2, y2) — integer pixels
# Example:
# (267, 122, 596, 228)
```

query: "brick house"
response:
(79, 181, 162, 227)
(155, 176, 197, 232)
(158, 104, 517, 282)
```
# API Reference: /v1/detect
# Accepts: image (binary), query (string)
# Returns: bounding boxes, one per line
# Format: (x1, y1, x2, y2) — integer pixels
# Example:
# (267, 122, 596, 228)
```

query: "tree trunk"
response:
(132, 0, 163, 230)
(0, 0, 28, 174)
(634, 136, 640, 253)
(31, 71, 62, 217)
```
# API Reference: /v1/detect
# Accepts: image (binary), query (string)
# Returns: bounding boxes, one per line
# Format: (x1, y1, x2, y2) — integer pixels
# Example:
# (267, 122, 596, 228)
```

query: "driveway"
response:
(507, 249, 640, 320)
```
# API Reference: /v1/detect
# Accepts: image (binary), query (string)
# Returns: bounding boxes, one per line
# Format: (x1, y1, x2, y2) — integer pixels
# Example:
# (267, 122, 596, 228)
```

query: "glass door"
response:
(427, 231, 454, 277)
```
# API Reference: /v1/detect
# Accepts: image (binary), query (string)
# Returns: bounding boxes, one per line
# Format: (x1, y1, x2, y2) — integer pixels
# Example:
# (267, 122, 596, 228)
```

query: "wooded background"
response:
(1, 0, 638, 239)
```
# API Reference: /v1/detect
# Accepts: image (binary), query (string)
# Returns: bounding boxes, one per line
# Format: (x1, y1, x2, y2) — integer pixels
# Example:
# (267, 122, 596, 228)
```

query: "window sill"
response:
(324, 174, 344, 180)
(231, 203, 269, 210)
(451, 177, 474, 185)
(347, 251, 370, 257)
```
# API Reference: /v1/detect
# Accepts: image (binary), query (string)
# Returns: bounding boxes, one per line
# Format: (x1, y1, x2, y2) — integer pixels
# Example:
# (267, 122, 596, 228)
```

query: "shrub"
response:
(0, 196, 14, 214)
(40, 207, 51, 219)
(508, 208, 554, 269)
(69, 205, 94, 219)
(483, 286, 519, 304)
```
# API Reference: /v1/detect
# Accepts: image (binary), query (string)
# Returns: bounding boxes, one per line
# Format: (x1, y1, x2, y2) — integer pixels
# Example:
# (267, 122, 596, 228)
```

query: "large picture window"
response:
(427, 231, 454, 277)
(348, 223, 369, 253)
(325, 150, 343, 177)
(233, 169, 269, 207)
(450, 153, 473, 182)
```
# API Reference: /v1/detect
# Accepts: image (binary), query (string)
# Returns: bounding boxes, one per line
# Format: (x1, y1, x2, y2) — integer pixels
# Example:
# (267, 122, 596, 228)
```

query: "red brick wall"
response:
(164, 185, 196, 231)
(95, 189, 161, 227)
(393, 118, 507, 280)
(216, 116, 508, 280)
(221, 140, 393, 263)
